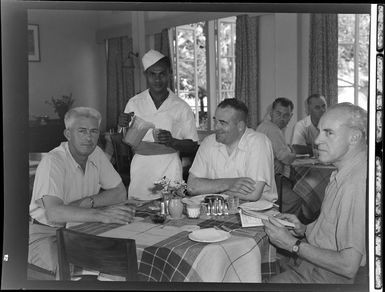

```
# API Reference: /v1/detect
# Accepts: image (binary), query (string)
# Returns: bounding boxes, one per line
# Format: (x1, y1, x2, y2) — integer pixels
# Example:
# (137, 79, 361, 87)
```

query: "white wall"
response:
(27, 10, 310, 135)
(28, 10, 107, 129)
(259, 13, 309, 143)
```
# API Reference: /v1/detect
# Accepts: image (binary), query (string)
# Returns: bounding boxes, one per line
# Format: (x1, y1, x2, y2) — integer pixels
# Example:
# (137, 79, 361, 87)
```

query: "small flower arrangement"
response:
(152, 176, 187, 199)
(45, 93, 74, 119)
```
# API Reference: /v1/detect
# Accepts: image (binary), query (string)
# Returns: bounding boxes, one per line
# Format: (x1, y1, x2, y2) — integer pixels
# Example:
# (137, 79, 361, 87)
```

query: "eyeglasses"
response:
(76, 128, 100, 137)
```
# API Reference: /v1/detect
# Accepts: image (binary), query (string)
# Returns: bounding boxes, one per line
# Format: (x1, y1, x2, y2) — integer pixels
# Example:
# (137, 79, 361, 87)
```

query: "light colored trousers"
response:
(28, 222, 59, 277)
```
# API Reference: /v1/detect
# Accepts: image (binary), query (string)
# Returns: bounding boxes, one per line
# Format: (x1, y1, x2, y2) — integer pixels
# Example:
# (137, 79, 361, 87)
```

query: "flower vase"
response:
(168, 198, 183, 219)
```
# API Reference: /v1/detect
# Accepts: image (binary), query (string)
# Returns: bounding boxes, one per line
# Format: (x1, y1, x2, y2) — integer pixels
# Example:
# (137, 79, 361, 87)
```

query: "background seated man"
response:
(28, 107, 135, 278)
(263, 102, 367, 284)
(256, 97, 301, 215)
(256, 97, 296, 175)
(291, 93, 327, 156)
(187, 98, 277, 202)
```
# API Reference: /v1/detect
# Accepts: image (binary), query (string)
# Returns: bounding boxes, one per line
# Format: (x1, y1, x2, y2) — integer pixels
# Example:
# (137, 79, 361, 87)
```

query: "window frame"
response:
(171, 17, 237, 131)
(337, 14, 370, 109)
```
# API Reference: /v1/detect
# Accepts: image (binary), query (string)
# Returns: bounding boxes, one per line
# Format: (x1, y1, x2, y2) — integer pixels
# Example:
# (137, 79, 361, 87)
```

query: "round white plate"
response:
(182, 194, 228, 205)
(239, 200, 274, 211)
(188, 227, 231, 243)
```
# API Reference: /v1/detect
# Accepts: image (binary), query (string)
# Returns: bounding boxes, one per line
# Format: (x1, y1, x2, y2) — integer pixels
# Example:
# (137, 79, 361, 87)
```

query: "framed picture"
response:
(28, 24, 40, 62)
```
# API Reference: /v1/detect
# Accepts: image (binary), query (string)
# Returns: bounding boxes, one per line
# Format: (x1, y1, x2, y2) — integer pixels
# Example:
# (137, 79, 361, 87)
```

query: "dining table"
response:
(282, 156, 336, 218)
(28, 152, 279, 282)
(67, 199, 280, 283)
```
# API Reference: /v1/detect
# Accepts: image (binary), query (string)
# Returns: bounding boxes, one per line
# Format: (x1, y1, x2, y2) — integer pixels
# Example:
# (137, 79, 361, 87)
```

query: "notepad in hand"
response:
(239, 209, 295, 228)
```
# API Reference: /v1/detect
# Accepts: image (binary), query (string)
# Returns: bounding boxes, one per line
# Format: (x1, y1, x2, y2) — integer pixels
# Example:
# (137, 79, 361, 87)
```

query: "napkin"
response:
(239, 208, 295, 228)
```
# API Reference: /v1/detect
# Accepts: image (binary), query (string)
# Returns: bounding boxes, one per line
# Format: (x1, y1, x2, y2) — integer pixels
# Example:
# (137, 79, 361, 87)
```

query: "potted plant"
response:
(153, 176, 187, 218)
(45, 93, 74, 120)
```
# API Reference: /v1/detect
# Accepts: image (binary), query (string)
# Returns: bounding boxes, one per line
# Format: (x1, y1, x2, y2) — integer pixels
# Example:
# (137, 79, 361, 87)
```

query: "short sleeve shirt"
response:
(303, 150, 367, 282)
(124, 89, 198, 142)
(29, 142, 122, 227)
(291, 115, 319, 146)
(189, 128, 277, 202)
(256, 120, 292, 172)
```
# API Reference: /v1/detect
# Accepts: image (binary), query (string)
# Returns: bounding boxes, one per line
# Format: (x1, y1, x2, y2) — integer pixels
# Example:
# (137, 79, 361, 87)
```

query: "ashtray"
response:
(150, 213, 167, 224)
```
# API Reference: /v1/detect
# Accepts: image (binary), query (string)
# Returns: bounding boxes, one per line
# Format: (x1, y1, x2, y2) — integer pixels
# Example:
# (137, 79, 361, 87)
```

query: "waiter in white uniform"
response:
(118, 50, 199, 200)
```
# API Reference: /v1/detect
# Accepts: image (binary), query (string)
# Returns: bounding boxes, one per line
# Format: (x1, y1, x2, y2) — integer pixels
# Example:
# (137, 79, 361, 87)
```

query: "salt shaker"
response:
(223, 201, 229, 216)
(213, 198, 219, 215)
(217, 199, 223, 216)
(206, 202, 211, 216)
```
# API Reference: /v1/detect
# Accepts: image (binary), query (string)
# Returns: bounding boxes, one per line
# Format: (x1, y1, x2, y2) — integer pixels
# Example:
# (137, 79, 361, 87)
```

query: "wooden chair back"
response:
(274, 174, 284, 212)
(27, 263, 56, 280)
(56, 228, 138, 281)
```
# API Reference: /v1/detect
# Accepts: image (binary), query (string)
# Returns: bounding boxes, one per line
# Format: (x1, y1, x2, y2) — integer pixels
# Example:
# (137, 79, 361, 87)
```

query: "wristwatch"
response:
(89, 197, 95, 208)
(292, 239, 302, 255)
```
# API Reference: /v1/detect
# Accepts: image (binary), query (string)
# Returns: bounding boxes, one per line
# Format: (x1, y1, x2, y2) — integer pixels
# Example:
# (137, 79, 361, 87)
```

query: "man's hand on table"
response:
(97, 204, 136, 224)
(224, 177, 256, 197)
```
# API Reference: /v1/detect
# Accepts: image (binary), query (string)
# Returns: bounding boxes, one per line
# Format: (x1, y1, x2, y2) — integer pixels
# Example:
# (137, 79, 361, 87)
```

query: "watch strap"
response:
(89, 197, 95, 208)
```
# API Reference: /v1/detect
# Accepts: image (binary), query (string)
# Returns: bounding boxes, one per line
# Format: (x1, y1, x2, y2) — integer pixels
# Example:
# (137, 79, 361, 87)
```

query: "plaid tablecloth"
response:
(286, 160, 335, 215)
(69, 203, 278, 282)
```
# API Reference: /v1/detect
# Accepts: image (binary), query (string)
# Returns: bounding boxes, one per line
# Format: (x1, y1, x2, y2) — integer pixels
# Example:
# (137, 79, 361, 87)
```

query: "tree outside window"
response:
(172, 17, 236, 131)
(338, 14, 370, 110)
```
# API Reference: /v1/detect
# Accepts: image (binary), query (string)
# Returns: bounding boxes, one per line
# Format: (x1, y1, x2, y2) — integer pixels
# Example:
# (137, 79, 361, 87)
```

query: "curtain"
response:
(154, 28, 175, 91)
(309, 14, 338, 106)
(235, 15, 259, 129)
(106, 36, 135, 131)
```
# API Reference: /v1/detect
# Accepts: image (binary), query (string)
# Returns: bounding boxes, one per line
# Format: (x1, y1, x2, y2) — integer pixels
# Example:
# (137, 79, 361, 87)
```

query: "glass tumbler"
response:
(228, 195, 239, 214)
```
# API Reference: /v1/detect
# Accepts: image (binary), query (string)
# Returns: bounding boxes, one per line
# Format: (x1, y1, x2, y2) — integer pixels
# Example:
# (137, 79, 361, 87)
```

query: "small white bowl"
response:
(186, 204, 201, 218)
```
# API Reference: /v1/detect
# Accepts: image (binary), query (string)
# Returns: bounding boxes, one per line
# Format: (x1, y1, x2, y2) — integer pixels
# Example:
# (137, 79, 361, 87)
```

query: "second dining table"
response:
(67, 199, 279, 283)
(283, 156, 336, 219)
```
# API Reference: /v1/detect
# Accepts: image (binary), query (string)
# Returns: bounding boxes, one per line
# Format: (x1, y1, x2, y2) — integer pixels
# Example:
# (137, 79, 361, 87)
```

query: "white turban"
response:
(142, 49, 166, 71)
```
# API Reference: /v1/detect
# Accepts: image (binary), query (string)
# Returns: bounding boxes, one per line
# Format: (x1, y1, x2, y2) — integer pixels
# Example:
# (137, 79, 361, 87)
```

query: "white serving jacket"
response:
(124, 89, 198, 200)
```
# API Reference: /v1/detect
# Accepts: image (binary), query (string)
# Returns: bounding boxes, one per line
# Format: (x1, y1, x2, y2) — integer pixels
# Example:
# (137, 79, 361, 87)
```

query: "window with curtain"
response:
(170, 17, 236, 130)
(338, 14, 370, 110)
(218, 17, 237, 101)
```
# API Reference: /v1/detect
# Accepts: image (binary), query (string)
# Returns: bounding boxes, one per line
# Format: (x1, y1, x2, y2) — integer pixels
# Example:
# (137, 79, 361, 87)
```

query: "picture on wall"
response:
(28, 24, 40, 62)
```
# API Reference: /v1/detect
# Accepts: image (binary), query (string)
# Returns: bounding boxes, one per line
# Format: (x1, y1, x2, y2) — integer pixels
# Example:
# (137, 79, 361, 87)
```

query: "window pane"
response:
(179, 63, 195, 91)
(358, 44, 369, 88)
(219, 22, 234, 57)
(338, 14, 355, 44)
(338, 87, 355, 104)
(357, 87, 368, 110)
(338, 44, 355, 86)
(358, 14, 370, 45)
(177, 30, 195, 60)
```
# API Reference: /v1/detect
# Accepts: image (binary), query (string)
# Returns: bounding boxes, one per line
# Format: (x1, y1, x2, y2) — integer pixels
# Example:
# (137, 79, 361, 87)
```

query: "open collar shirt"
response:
(291, 115, 319, 146)
(124, 88, 198, 142)
(302, 150, 367, 282)
(256, 119, 292, 173)
(189, 128, 277, 202)
(29, 142, 122, 227)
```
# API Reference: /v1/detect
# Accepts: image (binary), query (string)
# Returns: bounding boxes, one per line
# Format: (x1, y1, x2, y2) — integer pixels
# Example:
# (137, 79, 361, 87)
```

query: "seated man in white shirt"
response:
(28, 107, 135, 278)
(291, 94, 327, 155)
(256, 97, 296, 175)
(187, 98, 277, 202)
(256, 97, 303, 216)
